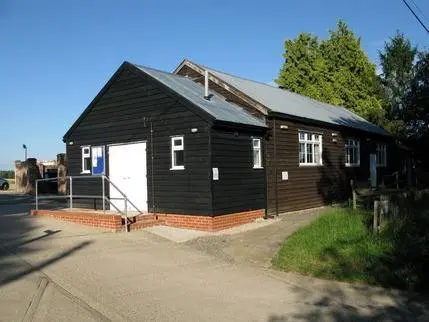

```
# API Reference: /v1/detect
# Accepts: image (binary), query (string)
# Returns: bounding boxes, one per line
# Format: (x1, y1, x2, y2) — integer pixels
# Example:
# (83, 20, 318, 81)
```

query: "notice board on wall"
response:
(92, 146, 105, 175)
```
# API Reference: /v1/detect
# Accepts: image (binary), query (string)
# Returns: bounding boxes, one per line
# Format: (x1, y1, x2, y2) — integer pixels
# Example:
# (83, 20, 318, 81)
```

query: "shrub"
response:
(378, 191, 429, 291)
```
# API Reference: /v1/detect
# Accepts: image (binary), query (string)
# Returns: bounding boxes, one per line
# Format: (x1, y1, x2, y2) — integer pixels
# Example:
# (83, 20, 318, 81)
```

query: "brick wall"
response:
(30, 210, 123, 232)
(155, 209, 264, 231)
(30, 209, 265, 232)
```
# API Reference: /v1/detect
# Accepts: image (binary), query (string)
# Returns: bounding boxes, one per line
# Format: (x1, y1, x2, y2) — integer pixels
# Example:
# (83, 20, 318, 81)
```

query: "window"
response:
(81, 146, 91, 174)
(252, 138, 262, 168)
(171, 136, 184, 170)
(376, 143, 387, 167)
(345, 138, 360, 167)
(299, 131, 322, 165)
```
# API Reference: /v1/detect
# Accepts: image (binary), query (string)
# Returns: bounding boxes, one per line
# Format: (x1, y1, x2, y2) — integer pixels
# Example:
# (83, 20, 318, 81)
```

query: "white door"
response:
(108, 142, 147, 212)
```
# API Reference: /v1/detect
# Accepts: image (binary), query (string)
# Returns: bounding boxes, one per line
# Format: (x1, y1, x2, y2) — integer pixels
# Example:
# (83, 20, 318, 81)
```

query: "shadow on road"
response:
(0, 193, 92, 288)
(266, 279, 429, 321)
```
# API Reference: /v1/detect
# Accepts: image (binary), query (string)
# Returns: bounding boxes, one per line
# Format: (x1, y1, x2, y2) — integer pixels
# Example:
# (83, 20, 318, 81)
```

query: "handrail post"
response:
(102, 176, 105, 214)
(35, 179, 39, 211)
(124, 197, 128, 232)
(69, 177, 73, 210)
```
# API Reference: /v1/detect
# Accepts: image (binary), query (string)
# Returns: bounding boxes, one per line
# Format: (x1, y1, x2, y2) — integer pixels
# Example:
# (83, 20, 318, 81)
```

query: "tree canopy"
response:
(406, 52, 429, 142)
(276, 20, 384, 124)
(379, 31, 417, 139)
(379, 32, 429, 165)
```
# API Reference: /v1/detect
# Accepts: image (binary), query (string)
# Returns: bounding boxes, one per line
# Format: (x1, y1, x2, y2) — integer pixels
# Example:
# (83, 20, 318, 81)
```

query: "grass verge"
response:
(272, 208, 392, 284)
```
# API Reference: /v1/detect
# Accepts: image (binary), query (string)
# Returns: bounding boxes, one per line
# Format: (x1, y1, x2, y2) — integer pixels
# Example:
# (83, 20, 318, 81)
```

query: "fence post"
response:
(373, 200, 379, 233)
(124, 197, 128, 232)
(396, 172, 399, 189)
(69, 177, 73, 210)
(350, 179, 357, 210)
(353, 190, 357, 210)
(35, 179, 39, 211)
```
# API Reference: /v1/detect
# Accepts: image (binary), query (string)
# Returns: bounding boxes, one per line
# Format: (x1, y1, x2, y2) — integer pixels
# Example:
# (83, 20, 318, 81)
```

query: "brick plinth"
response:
(30, 210, 123, 232)
(155, 209, 265, 231)
(30, 209, 265, 232)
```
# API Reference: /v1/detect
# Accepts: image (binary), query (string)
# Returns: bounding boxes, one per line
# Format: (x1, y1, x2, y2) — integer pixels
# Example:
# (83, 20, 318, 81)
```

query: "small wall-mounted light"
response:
(331, 132, 338, 137)
(332, 138, 338, 143)
(280, 125, 288, 129)
(191, 128, 198, 133)
(69, 141, 74, 145)
(233, 131, 239, 137)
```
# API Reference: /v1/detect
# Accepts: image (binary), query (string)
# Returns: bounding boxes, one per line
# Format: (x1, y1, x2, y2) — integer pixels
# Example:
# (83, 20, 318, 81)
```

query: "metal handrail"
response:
(102, 175, 143, 215)
(35, 175, 144, 232)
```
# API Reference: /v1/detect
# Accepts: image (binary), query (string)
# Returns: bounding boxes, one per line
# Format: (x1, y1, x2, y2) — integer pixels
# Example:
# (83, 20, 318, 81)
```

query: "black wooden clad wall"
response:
(66, 67, 212, 215)
(210, 127, 266, 215)
(266, 117, 394, 216)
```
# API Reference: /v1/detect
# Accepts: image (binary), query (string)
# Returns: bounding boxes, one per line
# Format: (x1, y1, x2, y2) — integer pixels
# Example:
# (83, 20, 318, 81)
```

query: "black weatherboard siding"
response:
(211, 126, 266, 215)
(65, 64, 212, 215)
(265, 116, 394, 216)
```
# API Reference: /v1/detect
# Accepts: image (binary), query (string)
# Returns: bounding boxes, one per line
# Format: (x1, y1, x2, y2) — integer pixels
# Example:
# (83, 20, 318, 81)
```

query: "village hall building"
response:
(61, 60, 394, 230)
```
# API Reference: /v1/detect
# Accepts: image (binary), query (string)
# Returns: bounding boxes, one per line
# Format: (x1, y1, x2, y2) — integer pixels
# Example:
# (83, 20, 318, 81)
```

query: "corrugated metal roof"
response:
(200, 65, 389, 136)
(134, 64, 266, 128)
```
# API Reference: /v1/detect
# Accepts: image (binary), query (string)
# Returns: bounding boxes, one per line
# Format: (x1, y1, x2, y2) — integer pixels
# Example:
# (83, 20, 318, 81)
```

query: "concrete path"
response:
(186, 209, 324, 267)
(0, 194, 428, 321)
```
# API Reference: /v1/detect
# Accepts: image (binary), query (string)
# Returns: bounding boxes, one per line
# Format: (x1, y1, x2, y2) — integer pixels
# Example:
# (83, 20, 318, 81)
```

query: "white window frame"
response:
(345, 138, 360, 167)
(252, 138, 262, 169)
(376, 143, 387, 167)
(81, 146, 91, 174)
(298, 131, 323, 166)
(170, 136, 185, 170)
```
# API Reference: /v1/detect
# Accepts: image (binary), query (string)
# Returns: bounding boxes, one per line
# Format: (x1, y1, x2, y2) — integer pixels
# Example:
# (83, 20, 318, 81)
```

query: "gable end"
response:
(63, 62, 216, 141)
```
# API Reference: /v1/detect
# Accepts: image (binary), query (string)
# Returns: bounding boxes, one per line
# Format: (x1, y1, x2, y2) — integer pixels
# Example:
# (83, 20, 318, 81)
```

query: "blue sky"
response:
(0, 0, 428, 169)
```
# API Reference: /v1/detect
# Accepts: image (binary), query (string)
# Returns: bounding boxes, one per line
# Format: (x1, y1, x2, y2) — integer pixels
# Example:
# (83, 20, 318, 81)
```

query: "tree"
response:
(276, 20, 384, 124)
(0, 170, 15, 178)
(276, 33, 330, 102)
(406, 52, 429, 142)
(379, 32, 417, 139)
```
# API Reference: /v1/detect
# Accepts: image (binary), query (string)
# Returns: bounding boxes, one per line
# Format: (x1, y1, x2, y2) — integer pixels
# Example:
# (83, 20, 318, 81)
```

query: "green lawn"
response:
(272, 208, 392, 284)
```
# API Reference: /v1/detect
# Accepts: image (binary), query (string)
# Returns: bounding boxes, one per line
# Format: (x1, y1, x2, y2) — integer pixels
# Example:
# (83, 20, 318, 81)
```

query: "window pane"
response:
(253, 150, 260, 167)
(313, 144, 319, 163)
(306, 143, 313, 163)
(299, 132, 305, 140)
(84, 157, 91, 171)
(174, 139, 182, 147)
(174, 150, 184, 166)
(253, 139, 260, 148)
(314, 143, 320, 164)
(299, 143, 305, 163)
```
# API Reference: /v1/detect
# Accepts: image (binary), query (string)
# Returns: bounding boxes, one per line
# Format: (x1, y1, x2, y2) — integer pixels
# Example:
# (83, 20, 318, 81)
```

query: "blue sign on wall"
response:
(92, 146, 105, 175)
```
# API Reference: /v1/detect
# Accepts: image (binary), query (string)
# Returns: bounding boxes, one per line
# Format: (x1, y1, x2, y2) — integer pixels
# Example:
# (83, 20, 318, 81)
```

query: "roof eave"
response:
(212, 119, 268, 131)
(268, 111, 391, 137)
